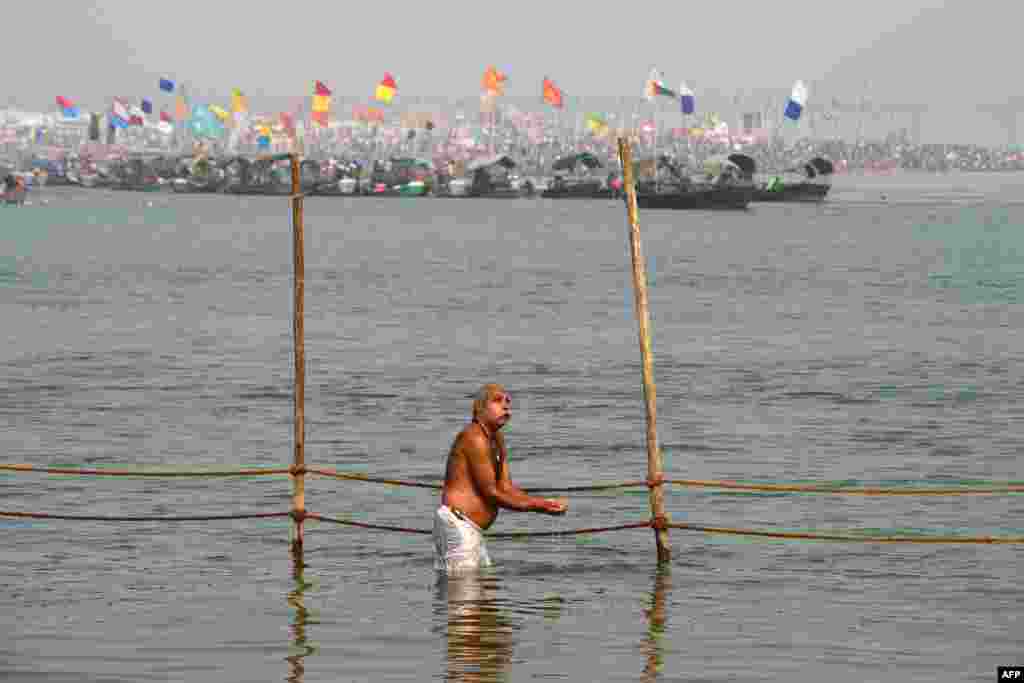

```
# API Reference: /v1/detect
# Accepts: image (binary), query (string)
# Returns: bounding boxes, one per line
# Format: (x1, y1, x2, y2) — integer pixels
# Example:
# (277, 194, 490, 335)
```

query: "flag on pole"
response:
(160, 110, 173, 123)
(159, 78, 175, 93)
(375, 73, 397, 103)
(110, 98, 131, 128)
(312, 80, 331, 127)
(128, 103, 146, 126)
(55, 96, 80, 118)
(141, 99, 154, 114)
(209, 104, 230, 122)
(644, 69, 676, 100)
(231, 88, 248, 114)
(542, 77, 563, 108)
(175, 95, 189, 121)
(482, 66, 507, 96)
(784, 80, 808, 121)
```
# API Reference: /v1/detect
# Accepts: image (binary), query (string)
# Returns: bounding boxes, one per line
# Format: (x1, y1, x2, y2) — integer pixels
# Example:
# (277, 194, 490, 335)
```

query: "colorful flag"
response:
(110, 98, 131, 128)
(679, 82, 695, 115)
(256, 122, 272, 149)
(55, 96, 80, 119)
(159, 78, 175, 93)
(784, 80, 808, 121)
(644, 69, 676, 100)
(312, 80, 331, 127)
(231, 88, 248, 114)
(209, 104, 230, 122)
(128, 104, 146, 126)
(585, 112, 608, 137)
(375, 73, 397, 104)
(175, 95, 189, 121)
(141, 99, 153, 114)
(482, 66, 507, 96)
(542, 77, 563, 108)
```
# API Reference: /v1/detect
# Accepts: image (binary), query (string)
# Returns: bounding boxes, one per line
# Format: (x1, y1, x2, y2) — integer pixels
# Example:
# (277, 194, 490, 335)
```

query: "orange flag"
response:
(312, 80, 331, 127)
(482, 66, 506, 96)
(542, 77, 563, 108)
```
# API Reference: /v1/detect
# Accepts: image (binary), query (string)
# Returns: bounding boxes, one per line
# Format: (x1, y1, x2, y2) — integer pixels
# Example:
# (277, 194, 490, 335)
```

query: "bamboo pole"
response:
(290, 153, 306, 557)
(617, 138, 671, 563)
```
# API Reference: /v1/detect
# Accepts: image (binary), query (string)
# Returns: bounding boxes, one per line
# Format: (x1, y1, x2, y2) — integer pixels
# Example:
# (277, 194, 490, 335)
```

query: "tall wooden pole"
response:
(290, 153, 306, 557)
(617, 138, 671, 563)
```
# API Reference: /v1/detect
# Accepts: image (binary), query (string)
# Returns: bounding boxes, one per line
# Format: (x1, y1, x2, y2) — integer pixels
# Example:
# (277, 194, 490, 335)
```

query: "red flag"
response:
(542, 77, 563, 108)
(160, 111, 172, 123)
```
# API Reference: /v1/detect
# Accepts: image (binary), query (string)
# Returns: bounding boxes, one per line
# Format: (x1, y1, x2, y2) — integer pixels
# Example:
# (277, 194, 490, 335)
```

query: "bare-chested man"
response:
(434, 383, 568, 572)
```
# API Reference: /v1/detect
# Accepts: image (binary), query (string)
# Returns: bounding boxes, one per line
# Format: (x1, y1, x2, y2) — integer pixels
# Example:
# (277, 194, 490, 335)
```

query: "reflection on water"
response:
(437, 571, 517, 683)
(641, 566, 671, 682)
(286, 551, 317, 683)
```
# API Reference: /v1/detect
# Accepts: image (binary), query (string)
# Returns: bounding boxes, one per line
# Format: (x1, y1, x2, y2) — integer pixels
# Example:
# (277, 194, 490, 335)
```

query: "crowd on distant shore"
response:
(4, 111, 1023, 178)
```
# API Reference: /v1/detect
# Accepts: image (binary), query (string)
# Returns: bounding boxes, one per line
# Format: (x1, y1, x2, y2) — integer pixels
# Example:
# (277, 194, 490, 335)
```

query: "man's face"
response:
(482, 391, 512, 428)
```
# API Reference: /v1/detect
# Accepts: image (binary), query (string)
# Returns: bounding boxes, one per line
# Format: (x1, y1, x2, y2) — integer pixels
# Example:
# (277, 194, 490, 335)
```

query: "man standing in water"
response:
(435, 383, 568, 572)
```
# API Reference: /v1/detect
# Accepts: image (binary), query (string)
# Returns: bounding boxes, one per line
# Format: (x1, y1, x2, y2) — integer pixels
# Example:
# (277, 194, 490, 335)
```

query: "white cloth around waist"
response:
(434, 505, 492, 572)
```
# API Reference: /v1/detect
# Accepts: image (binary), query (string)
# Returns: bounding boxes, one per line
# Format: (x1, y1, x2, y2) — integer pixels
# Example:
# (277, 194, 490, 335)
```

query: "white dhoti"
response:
(434, 505, 492, 572)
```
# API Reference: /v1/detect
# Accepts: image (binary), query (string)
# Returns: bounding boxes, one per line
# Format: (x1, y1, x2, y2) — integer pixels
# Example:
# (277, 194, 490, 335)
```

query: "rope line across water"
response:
(0, 510, 291, 522)
(2, 510, 1021, 544)
(0, 464, 293, 477)
(4, 464, 1021, 496)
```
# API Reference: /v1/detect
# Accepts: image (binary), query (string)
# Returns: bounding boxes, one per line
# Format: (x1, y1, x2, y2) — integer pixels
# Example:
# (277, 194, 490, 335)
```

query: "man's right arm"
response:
(463, 434, 564, 514)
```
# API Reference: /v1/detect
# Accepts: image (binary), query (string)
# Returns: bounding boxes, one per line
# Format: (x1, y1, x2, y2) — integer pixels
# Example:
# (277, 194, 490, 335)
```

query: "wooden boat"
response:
(361, 157, 433, 197)
(108, 157, 162, 192)
(222, 156, 290, 195)
(440, 155, 534, 198)
(632, 154, 755, 210)
(312, 159, 362, 196)
(541, 153, 620, 199)
(170, 156, 227, 193)
(753, 157, 833, 202)
(635, 183, 753, 210)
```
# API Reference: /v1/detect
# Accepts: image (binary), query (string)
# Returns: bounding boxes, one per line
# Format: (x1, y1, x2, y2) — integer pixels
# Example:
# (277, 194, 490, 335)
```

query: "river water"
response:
(2, 174, 1022, 681)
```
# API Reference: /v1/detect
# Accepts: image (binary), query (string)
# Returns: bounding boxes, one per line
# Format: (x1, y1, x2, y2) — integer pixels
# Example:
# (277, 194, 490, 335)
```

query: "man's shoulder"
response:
(454, 424, 488, 453)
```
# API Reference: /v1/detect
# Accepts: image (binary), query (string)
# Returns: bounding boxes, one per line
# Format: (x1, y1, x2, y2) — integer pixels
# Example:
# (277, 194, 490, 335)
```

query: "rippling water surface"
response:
(2, 174, 1023, 682)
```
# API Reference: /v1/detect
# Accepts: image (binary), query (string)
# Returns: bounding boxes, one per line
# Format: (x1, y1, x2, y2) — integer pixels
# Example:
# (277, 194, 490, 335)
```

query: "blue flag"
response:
(141, 99, 153, 114)
(159, 78, 175, 93)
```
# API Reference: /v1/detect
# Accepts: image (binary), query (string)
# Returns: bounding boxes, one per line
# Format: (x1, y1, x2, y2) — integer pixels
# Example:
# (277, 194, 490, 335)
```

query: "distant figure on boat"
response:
(435, 383, 568, 572)
(2, 174, 27, 206)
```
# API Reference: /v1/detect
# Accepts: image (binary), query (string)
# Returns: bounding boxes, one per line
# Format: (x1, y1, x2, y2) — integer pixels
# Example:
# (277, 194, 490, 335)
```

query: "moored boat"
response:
(541, 152, 619, 199)
(753, 157, 833, 202)
(632, 154, 755, 210)
(441, 155, 534, 198)
(361, 157, 433, 197)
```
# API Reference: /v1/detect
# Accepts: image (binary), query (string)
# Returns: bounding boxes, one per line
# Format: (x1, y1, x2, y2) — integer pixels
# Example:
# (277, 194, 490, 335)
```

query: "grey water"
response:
(1, 174, 1022, 682)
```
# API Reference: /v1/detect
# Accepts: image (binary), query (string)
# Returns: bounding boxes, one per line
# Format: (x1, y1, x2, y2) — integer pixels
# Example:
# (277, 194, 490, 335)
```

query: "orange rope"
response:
(0, 464, 292, 477)
(664, 479, 1024, 496)
(0, 510, 291, 522)
(3, 464, 1022, 496)
(667, 522, 1024, 544)
(306, 467, 441, 489)
(3, 509, 1020, 544)
(305, 512, 650, 538)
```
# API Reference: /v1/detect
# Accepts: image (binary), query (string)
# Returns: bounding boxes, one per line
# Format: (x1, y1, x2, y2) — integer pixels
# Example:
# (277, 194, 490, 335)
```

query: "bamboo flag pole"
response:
(289, 153, 306, 557)
(617, 138, 671, 563)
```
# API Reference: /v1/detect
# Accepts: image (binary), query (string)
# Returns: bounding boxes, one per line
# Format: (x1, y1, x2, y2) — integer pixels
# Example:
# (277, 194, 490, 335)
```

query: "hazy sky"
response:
(5, 1, 1020, 141)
